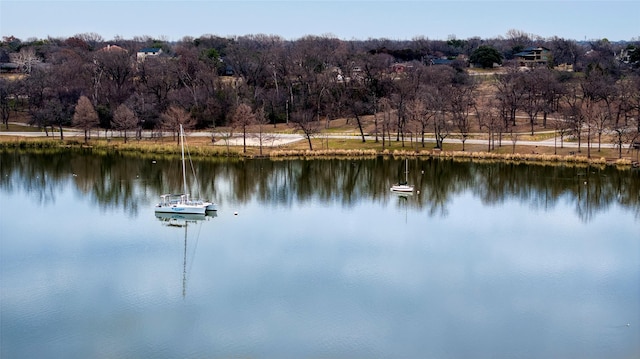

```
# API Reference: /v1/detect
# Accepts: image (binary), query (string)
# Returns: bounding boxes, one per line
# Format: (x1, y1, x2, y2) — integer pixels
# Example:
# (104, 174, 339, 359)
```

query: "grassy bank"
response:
(1, 134, 637, 170)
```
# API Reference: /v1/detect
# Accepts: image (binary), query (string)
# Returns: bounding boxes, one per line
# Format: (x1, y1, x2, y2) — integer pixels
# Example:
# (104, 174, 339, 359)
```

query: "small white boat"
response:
(154, 125, 217, 214)
(390, 159, 414, 193)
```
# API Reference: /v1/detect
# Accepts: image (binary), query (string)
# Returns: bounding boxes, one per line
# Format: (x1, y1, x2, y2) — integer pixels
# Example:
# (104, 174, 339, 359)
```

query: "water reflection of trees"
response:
(1, 150, 638, 222)
(1, 150, 69, 205)
(470, 161, 640, 222)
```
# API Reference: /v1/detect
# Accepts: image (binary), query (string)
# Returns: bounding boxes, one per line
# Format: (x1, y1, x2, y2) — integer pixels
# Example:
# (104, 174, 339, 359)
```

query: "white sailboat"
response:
(154, 125, 217, 214)
(390, 158, 414, 193)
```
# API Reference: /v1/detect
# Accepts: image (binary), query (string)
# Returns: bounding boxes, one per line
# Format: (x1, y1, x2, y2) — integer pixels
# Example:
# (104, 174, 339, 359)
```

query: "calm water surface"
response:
(1, 151, 639, 359)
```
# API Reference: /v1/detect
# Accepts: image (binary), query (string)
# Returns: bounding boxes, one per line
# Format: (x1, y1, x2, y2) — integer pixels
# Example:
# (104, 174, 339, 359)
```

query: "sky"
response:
(1, 1, 639, 42)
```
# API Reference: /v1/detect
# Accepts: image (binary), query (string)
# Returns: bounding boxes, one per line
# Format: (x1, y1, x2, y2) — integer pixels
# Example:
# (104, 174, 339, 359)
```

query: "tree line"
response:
(0, 30, 639, 155)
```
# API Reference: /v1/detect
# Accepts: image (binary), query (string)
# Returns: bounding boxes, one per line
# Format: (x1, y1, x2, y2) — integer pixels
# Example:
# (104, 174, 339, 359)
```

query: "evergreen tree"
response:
(470, 45, 503, 68)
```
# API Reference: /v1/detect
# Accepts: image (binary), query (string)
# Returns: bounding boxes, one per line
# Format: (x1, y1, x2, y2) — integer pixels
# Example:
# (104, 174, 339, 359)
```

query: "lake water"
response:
(1, 151, 639, 359)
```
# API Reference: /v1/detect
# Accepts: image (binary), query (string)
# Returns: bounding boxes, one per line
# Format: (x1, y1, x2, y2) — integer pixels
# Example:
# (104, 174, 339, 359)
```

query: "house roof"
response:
(513, 51, 532, 57)
(431, 58, 453, 65)
(100, 44, 127, 52)
(515, 46, 551, 58)
(522, 46, 550, 52)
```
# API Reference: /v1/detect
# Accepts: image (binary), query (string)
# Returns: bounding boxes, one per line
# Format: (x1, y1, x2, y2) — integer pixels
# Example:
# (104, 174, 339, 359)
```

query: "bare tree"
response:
(476, 104, 502, 152)
(552, 117, 571, 154)
(538, 68, 563, 128)
(160, 105, 196, 143)
(73, 32, 104, 50)
(493, 68, 524, 127)
(344, 86, 372, 143)
(520, 69, 546, 135)
(422, 66, 457, 150)
(112, 104, 138, 143)
(253, 106, 275, 156)
(406, 96, 434, 148)
(426, 82, 452, 150)
(505, 29, 534, 52)
(0, 78, 17, 129)
(561, 85, 586, 153)
(510, 127, 520, 154)
(449, 83, 476, 151)
(378, 97, 393, 149)
(93, 46, 135, 109)
(213, 128, 234, 156)
(547, 36, 582, 69)
(231, 103, 256, 153)
(291, 109, 320, 150)
(73, 95, 99, 143)
(13, 47, 41, 74)
(590, 100, 612, 152)
(137, 57, 178, 117)
(610, 75, 640, 157)
(582, 67, 617, 153)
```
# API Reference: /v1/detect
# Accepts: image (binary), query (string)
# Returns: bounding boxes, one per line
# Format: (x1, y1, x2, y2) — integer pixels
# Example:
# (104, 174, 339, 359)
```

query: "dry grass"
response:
(2, 132, 637, 169)
(2, 109, 638, 168)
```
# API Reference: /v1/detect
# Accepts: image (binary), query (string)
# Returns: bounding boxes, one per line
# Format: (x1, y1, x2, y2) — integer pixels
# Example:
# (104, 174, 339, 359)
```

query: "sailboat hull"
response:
(154, 204, 207, 214)
(390, 185, 414, 193)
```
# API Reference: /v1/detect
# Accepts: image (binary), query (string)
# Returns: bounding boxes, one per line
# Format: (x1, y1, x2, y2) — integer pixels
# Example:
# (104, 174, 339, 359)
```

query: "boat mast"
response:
(180, 124, 188, 200)
(183, 223, 187, 299)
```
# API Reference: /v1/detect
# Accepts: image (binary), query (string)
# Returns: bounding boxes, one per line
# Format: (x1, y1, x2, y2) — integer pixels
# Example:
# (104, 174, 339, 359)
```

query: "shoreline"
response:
(1, 134, 638, 169)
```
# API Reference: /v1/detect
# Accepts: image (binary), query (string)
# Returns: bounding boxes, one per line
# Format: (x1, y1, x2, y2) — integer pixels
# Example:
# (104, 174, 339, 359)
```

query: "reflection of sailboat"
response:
(155, 211, 216, 298)
(155, 124, 217, 214)
(155, 211, 216, 226)
(390, 158, 414, 193)
(393, 191, 410, 223)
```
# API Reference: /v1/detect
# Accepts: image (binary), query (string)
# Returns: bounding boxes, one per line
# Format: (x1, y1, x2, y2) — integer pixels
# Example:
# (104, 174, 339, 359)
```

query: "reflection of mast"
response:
(392, 192, 410, 223)
(155, 212, 217, 299)
(400, 195, 408, 223)
(182, 223, 187, 299)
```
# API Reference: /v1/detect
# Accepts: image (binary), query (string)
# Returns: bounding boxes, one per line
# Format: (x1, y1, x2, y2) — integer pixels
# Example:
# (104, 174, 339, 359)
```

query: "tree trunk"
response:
(355, 114, 366, 143)
(374, 111, 379, 143)
(243, 129, 247, 153)
(306, 135, 313, 150)
(530, 116, 535, 136)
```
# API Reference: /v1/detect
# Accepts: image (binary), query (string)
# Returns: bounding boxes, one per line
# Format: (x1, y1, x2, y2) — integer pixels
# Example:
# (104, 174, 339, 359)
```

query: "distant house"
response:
(427, 54, 467, 67)
(136, 47, 163, 62)
(99, 44, 127, 53)
(514, 46, 551, 67)
(430, 58, 453, 66)
(391, 63, 408, 73)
